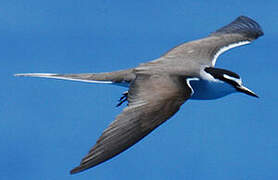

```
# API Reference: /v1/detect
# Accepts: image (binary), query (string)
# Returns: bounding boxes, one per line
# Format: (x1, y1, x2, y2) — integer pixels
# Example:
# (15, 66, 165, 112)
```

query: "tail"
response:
(14, 69, 136, 87)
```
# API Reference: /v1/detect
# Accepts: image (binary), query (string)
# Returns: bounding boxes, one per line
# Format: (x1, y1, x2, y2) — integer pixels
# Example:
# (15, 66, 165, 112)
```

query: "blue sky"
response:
(1, 0, 278, 179)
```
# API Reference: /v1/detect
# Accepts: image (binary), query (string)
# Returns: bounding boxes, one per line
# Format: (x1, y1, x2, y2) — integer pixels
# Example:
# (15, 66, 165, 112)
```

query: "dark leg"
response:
(116, 91, 128, 107)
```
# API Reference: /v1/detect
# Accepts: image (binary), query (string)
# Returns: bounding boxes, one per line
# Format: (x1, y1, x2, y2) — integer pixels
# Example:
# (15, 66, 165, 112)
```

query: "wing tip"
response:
(70, 162, 96, 175)
(70, 166, 85, 175)
(212, 15, 264, 39)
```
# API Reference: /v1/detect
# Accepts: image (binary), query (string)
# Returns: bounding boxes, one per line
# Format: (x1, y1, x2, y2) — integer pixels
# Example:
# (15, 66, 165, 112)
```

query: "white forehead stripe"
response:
(223, 74, 242, 85)
(212, 41, 251, 66)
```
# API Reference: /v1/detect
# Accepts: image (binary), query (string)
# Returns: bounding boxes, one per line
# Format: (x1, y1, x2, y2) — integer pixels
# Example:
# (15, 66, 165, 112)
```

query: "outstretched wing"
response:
(70, 73, 192, 174)
(14, 69, 135, 87)
(163, 16, 264, 66)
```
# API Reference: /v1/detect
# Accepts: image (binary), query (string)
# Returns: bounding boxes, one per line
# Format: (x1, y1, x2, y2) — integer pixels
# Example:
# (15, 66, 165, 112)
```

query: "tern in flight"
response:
(15, 16, 263, 174)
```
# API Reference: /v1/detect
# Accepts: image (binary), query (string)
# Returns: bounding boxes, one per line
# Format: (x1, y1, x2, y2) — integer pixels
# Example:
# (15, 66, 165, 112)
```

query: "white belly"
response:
(189, 79, 237, 100)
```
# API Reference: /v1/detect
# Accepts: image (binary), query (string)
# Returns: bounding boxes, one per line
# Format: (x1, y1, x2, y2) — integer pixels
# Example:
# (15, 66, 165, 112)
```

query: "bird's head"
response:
(204, 67, 258, 98)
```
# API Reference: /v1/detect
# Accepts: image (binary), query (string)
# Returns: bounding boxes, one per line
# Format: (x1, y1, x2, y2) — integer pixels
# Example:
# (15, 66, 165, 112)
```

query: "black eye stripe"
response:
(204, 67, 241, 86)
(205, 67, 240, 79)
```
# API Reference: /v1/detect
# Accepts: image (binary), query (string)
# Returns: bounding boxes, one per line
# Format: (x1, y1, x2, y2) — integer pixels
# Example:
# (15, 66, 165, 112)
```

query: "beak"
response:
(236, 85, 259, 98)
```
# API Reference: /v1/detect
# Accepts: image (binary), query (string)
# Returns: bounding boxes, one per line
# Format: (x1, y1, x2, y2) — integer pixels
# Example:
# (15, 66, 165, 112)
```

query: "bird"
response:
(15, 16, 263, 174)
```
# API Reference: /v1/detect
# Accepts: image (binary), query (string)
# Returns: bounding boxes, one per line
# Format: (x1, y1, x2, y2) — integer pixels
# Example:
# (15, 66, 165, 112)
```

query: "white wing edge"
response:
(14, 73, 114, 84)
(212, 40, 251, 66)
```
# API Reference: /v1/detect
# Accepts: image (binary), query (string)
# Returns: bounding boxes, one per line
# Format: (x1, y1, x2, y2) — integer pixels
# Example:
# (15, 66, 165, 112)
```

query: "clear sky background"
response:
(1, 0, 278, 179)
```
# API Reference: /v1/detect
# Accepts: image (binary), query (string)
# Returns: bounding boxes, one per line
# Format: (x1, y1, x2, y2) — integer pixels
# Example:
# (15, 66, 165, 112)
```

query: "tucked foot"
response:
(116, 91, 128, 107)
